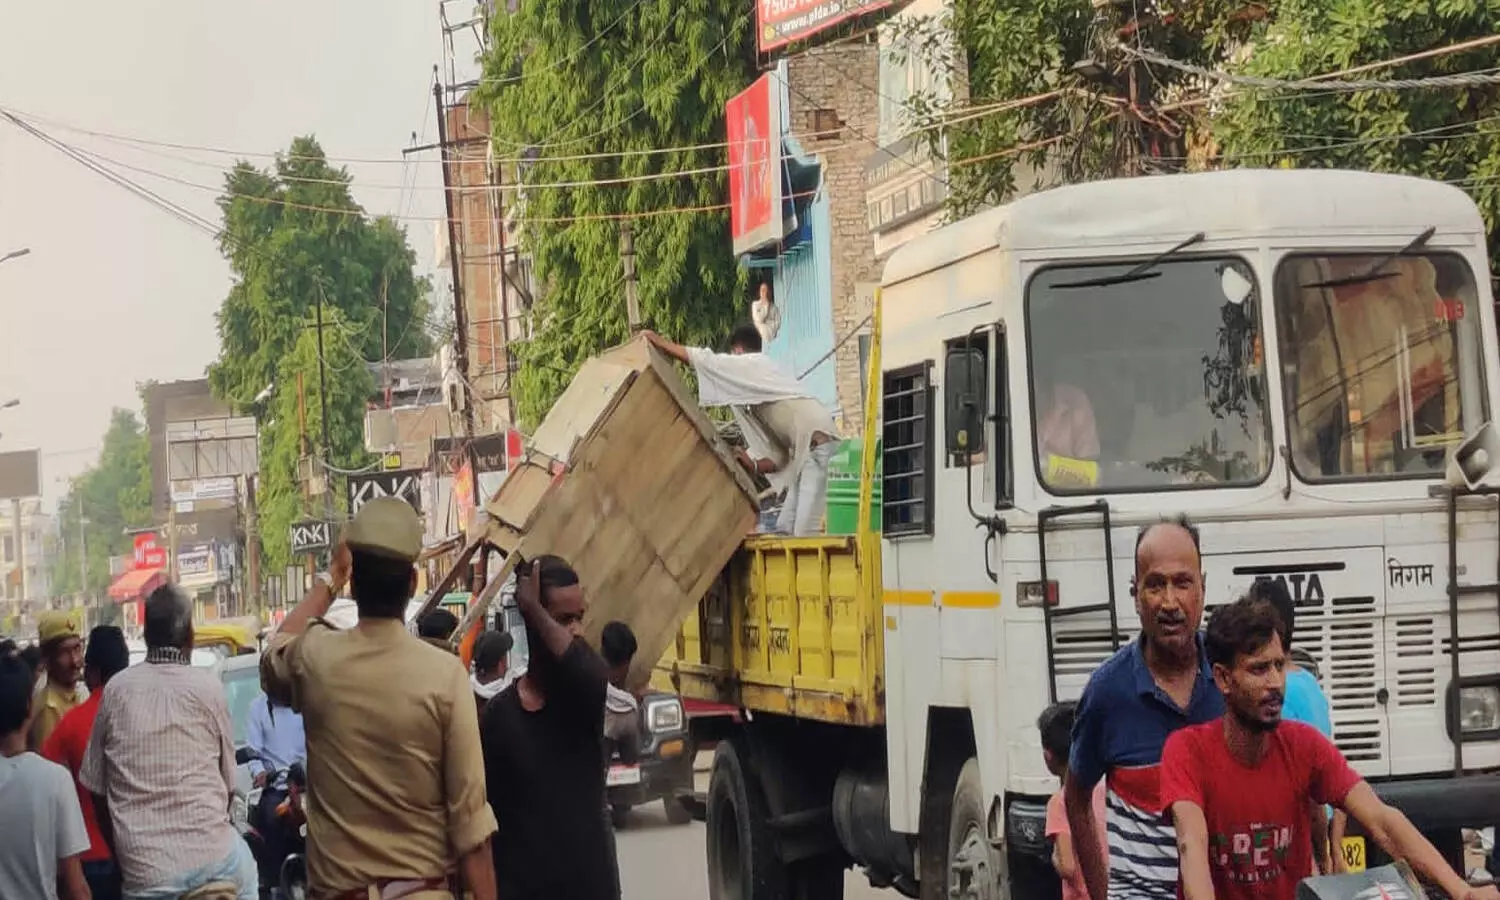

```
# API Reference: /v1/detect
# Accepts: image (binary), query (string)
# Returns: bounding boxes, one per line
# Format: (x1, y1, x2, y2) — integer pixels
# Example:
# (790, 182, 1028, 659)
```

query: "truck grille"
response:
(1393, 617, 1438, 709)
(1293, 592, 1384, 764)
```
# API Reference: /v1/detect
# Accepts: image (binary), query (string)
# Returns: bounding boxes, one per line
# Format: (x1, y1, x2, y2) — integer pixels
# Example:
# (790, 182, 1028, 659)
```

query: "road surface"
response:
(616, 801, 889, 899)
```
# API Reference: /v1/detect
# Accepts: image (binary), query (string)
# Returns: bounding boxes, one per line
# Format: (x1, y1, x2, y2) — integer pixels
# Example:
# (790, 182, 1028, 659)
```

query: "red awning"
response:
(108, 567, 165, 602)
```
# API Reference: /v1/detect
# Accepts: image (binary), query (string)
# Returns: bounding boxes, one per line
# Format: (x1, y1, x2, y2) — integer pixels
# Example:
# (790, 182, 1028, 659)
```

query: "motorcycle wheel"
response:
(279, 854, 308, 900)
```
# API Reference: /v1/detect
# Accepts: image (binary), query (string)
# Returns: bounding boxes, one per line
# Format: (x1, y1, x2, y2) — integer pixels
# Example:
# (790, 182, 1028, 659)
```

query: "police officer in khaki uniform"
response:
(262, 498, 496, 900)
(30, 609, 86, 750)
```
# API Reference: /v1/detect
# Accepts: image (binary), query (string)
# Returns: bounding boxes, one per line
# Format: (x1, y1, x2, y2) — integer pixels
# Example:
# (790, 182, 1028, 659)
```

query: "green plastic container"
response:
(825, 438, 882, 535)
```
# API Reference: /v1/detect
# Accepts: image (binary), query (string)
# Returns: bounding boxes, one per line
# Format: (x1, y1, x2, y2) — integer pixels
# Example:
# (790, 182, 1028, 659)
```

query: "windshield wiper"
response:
(1302, 226, 1436, 290)
(1055, 232, 1207, 290)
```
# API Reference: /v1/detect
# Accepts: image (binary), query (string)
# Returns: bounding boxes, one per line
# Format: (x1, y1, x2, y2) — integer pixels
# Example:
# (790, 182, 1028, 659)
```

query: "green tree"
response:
(52, 408, 153, 596)
(1212, 0, 1500, 266)
(207, 136, 429, 571)
(475, 0, 758, 426)
(899, 0, 1270, 215)
(210, 136, 431, 408)
(254, 309, 375, 570)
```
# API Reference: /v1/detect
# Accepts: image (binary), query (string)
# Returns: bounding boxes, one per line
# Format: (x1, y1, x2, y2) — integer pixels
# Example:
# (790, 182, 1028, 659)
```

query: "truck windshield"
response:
(1274, 252, 1487, 481)
(1027, 257, 1272, 492)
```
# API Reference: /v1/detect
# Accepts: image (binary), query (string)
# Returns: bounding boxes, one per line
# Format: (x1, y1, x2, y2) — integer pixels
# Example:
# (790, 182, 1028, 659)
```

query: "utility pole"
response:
(245, 474, 260, 617)
(11, 499, 23, 620)
(297, 372, 316, 592)
(435, 75, 477, 442)
(495, 162, 516, 424)
(77, 506, 88, 612)
(620, 221, 642, 332)
(313, 287, 334, 519)
(434, 70, 483, 583)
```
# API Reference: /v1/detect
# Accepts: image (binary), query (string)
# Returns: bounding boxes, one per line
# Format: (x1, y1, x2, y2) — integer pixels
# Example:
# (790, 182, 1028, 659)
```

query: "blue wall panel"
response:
(766, 189, 838, 411)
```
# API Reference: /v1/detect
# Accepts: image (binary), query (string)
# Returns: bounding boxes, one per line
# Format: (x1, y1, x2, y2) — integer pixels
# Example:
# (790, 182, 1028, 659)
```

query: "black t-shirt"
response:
(481, 637, 611, 900)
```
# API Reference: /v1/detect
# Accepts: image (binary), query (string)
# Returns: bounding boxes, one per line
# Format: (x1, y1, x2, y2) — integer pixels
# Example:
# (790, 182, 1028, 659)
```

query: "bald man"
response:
(1063, 517, 1226, 900)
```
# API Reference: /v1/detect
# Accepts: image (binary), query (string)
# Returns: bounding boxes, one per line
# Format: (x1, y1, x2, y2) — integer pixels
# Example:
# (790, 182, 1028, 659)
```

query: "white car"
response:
(213, 652, 263, 832)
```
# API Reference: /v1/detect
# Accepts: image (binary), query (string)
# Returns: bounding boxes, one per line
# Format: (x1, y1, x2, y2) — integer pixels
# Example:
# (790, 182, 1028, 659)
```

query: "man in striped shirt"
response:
(1064, 517, 1225, 900)
(81, 585, 257, 900)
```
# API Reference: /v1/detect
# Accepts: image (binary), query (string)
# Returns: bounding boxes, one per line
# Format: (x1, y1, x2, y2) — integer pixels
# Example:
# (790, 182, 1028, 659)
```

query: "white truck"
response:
(656, 168, 1500, 899)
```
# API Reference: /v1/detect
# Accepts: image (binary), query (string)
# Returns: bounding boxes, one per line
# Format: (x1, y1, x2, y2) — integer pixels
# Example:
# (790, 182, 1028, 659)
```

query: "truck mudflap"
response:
(1339, 774, 1500, 875)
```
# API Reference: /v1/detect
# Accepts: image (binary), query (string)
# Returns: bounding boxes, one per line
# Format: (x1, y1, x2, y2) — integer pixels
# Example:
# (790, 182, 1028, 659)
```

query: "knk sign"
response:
(289, 520, 333, 556)
(347, 469, 423, 515)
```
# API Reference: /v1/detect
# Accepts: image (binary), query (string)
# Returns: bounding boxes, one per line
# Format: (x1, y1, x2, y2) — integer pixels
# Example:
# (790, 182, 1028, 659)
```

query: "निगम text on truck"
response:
(653, 168, 1500, 900)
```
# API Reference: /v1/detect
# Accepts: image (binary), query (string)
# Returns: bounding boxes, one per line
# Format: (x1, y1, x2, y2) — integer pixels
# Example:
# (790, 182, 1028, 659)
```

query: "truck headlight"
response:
(1457, 684, 1500, 736)
(648, 698, 684, 734)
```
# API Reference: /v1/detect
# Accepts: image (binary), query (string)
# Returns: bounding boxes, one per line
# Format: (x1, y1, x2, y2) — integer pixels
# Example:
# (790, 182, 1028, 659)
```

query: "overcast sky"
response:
(0, 1, 470, 507)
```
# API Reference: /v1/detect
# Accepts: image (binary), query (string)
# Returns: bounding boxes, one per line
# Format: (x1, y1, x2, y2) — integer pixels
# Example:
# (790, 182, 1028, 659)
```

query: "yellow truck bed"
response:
(653, 532, 884, 726)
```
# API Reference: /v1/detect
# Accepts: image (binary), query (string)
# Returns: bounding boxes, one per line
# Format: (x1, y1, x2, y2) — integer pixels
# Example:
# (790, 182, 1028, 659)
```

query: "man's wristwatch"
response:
(316, 572, 336, 593)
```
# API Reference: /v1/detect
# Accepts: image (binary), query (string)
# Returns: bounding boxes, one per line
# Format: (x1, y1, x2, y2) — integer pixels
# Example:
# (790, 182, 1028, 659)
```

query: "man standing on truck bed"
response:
(642, 326, 839, 536)
(261, 497, 497, 900)
(1066, 517, 1226, 900)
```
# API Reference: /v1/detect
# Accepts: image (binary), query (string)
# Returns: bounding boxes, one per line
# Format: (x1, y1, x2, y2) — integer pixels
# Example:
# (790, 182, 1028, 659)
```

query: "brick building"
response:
(440, 97, 529, 433)
(785, 44, 884, 434)
(737, 49, 882, 437)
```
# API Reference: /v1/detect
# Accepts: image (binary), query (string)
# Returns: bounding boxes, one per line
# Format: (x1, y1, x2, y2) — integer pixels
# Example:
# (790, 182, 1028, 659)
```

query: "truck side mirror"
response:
(945, 346, 987, 459)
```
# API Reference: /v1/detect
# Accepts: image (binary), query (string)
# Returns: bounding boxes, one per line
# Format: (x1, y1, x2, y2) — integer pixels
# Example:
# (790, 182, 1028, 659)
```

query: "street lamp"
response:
(0, 248, 31, 266)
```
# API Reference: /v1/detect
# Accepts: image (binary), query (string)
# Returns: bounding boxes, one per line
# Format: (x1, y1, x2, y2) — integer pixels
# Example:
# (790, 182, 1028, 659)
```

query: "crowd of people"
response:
(0, 494, 647, 900)
(2, 589, 254, 900)
(10, 490, 1500, 900)
(1043, 517, 1500, 900)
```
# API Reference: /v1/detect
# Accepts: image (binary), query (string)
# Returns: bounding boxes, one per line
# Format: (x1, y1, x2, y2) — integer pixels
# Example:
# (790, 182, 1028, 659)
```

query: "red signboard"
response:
(727, 74, 784, 256)
(132, 533, 167, 571)
(758, 0, 896, 53)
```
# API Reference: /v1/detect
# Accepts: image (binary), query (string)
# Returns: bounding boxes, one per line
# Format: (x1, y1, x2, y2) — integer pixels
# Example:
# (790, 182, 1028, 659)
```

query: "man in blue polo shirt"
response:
(1063, 516, 1226, 900)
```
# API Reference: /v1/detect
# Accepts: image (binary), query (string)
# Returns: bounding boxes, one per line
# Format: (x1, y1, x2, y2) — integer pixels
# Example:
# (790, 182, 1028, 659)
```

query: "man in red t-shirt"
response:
(41, 626, 130, 900)
(1161, 596, 1499, 900)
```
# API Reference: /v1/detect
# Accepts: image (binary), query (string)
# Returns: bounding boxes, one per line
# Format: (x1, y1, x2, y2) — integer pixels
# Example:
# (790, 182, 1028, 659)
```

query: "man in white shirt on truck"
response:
(643, 325, 839, 536)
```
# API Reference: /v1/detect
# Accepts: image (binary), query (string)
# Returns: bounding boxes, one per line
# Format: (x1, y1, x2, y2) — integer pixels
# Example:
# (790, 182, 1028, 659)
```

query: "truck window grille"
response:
(882, 363, 934, 536)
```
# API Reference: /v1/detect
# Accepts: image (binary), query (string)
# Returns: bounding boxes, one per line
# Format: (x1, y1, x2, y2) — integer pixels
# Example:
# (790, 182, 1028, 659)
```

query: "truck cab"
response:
(881, 168, 1500, 894)
(664, 168, 1500, 900)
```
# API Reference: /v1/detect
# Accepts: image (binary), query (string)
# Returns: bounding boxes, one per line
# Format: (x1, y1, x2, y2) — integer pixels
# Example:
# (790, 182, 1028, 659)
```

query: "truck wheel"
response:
(707, 740, 783, 900)
(665, 795, 693, 825)
(944, 759, 1006, 900)
(611, 803, 632, 829)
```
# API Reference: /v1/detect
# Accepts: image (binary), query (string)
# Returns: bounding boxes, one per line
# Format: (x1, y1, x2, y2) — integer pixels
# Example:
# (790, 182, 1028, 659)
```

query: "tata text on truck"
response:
(656, 169, 1500, 899)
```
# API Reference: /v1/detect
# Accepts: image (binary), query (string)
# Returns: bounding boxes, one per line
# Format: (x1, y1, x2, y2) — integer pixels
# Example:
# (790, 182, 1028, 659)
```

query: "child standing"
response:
(1041, 701, 1108, 900)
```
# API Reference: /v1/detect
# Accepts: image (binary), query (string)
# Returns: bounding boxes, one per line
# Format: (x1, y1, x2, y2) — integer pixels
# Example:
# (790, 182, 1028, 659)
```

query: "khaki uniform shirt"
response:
(30, 679, 85, 750)
(262, 618, 496, 899)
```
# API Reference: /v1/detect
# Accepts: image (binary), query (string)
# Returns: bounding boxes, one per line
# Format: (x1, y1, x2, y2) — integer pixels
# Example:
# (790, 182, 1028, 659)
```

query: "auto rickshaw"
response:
(193, 616, 260, 659)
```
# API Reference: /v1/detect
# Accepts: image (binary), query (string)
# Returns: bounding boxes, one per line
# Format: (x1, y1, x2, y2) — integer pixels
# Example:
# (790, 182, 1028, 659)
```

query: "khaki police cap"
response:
(37, 609, 82, 646)
(344, 497, 423, 563)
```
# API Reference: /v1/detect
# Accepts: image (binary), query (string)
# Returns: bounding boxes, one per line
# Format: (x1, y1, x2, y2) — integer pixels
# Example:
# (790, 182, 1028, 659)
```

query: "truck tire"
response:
(665, 795, 694, 825)
(707, 740, 783, 900)
(939, 759, 1007, 900)
(611, 803, 632, 829)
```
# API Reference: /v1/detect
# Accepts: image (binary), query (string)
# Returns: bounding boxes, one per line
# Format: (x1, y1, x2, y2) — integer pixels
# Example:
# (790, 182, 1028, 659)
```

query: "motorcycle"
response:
(240, 759, 308, 900)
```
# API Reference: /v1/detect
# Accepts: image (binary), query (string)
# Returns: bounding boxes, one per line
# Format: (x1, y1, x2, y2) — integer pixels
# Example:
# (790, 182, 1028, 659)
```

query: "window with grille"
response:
(883, 363, 934, 536)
